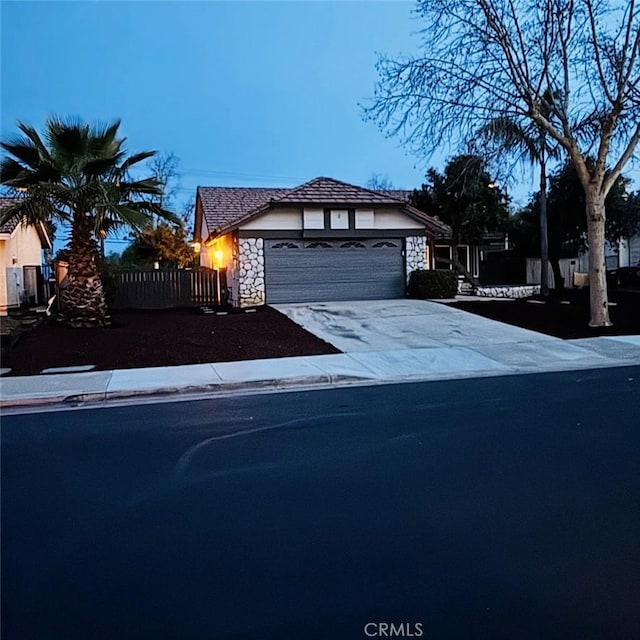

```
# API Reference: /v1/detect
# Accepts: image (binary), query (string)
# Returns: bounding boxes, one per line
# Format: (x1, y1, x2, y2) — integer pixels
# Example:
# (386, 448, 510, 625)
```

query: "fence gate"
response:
(112, 269, 218, 309)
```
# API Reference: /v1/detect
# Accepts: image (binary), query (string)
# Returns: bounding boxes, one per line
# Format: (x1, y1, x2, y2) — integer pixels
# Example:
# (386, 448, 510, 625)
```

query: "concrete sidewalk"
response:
(2, 332, 640, 412)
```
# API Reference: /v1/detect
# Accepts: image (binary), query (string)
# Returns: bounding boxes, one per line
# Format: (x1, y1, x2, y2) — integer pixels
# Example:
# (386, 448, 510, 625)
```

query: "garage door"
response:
(264, 239, 405, 303)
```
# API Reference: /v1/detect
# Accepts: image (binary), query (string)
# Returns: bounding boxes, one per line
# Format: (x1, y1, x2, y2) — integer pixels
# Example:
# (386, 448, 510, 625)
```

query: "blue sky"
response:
(1, 0, 455, 250)
(2, 1, 636, 253)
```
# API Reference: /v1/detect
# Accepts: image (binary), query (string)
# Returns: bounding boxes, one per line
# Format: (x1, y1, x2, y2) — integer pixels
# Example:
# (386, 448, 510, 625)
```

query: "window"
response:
(330, 210, 349, 230)
(435, 245, 452, 269)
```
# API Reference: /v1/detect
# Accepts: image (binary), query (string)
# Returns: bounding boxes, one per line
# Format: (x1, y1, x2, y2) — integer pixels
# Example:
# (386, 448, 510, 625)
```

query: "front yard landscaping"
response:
(3, 287, 640, 378)
(2, 307, 340, 376)
(449, 288, 640, 339)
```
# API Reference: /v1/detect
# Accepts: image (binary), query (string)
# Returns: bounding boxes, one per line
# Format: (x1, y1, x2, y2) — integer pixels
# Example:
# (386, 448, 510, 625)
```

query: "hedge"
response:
(408, 269, 458, 299)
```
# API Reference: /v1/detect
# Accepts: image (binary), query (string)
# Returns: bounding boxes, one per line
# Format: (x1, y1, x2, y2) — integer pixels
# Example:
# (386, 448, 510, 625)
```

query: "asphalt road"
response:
(2, 367, 640, 640)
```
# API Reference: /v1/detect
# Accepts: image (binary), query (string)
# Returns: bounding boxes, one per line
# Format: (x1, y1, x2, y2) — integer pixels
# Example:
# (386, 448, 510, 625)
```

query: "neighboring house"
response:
(194, 177, 448, 307)
(614, 234, 640, 269)
(0, 197, 52, 315)
(381, 189, 506, 279)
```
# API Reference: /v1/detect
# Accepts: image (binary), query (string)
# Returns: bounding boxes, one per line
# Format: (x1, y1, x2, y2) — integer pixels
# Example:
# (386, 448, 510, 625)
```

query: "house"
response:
(0, 197, 52, 315)
(380, 189, 507, 280)
(194, 177, 448, 307)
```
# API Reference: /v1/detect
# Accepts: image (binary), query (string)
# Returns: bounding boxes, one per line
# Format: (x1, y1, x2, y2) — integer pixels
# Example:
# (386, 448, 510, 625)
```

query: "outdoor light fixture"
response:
(214, 250, 223, 266)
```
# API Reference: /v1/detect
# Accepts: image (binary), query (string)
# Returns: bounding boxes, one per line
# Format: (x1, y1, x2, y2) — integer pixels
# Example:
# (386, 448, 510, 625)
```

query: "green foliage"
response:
(121, 223, 197, 269)
(98, 255, 121, 306)
(408, 269, 458, 299)
(410, 155, 509, 247)
(509, 162, 639, 258)
(0, 117, 182, 326)
(0, 118, 180, 233)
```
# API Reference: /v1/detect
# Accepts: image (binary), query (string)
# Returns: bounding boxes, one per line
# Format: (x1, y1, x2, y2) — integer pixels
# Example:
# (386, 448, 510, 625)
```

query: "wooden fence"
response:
(112, 268, 218, 309)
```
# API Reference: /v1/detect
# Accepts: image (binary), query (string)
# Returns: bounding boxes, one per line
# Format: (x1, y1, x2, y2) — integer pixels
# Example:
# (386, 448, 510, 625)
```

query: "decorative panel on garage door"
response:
(264, 238, 405, 303)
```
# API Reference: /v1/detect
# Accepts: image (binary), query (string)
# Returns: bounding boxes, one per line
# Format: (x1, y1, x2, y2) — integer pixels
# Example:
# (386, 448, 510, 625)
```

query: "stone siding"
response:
(474, 284, 540, 299)
(237, 238, 265, 307)
(405, 236, 427, 281)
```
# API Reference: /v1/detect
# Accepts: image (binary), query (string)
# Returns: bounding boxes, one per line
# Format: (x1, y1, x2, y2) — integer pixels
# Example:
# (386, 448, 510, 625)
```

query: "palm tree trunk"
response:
(60, 213, 109, 327)
(539, 145, 549, 295)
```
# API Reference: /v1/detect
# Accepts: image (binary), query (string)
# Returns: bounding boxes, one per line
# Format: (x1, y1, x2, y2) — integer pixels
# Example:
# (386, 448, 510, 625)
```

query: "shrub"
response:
(408, 269, 458, 299)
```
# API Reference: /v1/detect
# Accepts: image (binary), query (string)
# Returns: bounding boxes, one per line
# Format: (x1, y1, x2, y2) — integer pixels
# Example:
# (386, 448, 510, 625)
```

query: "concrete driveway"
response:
(273, 298, 558, 353)
(274, 299, 626, 374)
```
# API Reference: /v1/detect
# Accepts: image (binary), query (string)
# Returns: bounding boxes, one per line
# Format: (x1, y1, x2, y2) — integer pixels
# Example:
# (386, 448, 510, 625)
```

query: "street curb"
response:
(3, 361, 639, 414)
(0, 373, 376, 412)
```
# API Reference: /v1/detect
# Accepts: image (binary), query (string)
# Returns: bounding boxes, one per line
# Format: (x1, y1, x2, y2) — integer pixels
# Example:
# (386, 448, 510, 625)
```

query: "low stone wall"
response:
(474, 284, 540, 299)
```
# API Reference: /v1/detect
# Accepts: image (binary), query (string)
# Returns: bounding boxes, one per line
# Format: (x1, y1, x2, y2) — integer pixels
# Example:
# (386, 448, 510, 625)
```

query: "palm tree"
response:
(0, 117, 179, 327)
(478, 114, 560, 295)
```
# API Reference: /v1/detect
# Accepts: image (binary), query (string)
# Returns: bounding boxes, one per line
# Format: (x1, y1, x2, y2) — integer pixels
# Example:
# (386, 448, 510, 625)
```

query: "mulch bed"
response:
(449, 288, 640, 340)
(2, 307, 340, 376)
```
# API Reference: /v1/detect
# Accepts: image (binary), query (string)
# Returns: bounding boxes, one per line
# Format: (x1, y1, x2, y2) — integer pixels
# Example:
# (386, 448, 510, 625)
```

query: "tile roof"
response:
(0, 197, 21, 234)
(197, 186, 290, 233)
(275, 177, 408, 205)
(197, 177, 450, 237)
(380, 189, 413, 202)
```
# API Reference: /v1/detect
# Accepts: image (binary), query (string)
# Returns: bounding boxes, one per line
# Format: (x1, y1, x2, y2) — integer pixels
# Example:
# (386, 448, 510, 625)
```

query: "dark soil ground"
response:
(2, 307, 340, 376)
(4, 288, 639, 377)
(450, 287, 640, 339)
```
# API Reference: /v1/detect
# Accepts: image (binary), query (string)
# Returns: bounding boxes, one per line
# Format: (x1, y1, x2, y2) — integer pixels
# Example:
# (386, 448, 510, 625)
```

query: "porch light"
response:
(214, 250, 224, 266)
(190, 241, 201, 253)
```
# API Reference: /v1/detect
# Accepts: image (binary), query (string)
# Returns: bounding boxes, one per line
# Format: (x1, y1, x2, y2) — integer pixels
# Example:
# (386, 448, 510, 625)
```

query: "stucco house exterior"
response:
(194, 177, 448, 307)
(0, 197, 52, 315)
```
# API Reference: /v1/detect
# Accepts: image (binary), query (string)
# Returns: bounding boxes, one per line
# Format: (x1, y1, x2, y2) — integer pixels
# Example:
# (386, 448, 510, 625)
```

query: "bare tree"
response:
(366, 173, 395, 191)
(364, 0, 640, 326)
(149, 152, 181, 222)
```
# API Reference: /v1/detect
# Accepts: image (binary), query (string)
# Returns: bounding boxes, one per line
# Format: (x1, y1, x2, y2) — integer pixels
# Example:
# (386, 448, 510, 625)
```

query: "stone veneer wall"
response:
(237, 237, 265, 307)
(405, 236, 427, 280)
(474, 284, 540, 299)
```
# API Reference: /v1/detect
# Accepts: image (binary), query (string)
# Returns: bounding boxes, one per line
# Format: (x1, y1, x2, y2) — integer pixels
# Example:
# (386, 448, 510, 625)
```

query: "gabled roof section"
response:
(196, 177, 451, 238)
(0, 196, 52, 248)
(275, 177, 410, 205)
(380, 189, 413, 203)
(0, 197, 22, 234)
(197, 186, 290, 235)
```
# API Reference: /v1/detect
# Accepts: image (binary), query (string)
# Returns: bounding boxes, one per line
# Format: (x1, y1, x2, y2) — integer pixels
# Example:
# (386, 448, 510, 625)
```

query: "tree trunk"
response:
(60, 213, 110, 328)
(539, 152, 549, 295)
(585, 188, 612, 327)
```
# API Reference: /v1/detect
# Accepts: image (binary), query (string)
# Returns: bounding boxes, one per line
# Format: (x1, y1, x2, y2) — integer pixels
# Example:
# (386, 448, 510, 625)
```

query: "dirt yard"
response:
(2, 307, 340, 376)
(449, 288, 640, 339)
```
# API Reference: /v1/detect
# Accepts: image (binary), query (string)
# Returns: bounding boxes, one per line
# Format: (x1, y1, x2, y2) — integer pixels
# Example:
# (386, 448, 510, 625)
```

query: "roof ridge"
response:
(317, 177, 408, 204)
(269, 176, 326, 202)
(273, 176, 408, 204)
(198, 186, 292, 192)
